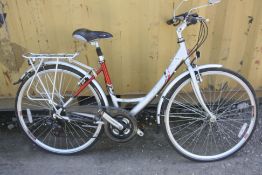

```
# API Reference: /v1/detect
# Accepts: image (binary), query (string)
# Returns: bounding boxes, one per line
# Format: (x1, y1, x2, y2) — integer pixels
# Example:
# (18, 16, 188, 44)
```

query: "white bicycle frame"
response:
(106, 21, 219, 123)
(19, 0, 223, 129)
(21, 19, 222, 126)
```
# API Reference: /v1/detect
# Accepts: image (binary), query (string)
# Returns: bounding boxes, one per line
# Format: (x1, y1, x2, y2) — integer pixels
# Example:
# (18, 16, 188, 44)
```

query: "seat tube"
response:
(94, 41, 105, 63)
(94, 41, 119, 107)
(94, 42, 112, 85)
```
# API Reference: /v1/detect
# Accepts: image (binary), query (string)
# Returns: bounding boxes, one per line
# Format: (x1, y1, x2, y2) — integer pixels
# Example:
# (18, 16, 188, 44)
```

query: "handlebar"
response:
(166, 13, 204, 26)
(166, 12, 188, 26)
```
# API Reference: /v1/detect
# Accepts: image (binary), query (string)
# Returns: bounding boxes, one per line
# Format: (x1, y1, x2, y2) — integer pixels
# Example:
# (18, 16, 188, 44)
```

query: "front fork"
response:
(185, 59, 217, 122)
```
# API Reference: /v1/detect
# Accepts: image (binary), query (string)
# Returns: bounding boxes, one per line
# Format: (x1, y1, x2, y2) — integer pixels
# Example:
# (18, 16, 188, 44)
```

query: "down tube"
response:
(130, 57, 183, 116)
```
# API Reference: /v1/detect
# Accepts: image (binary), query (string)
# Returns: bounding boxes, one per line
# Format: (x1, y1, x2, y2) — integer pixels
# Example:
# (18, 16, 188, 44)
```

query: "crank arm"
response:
(98, 110, 124, 130)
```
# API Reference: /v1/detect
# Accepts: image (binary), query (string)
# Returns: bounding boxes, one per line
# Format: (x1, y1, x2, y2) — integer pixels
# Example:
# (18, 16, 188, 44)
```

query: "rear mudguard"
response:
(156, 64, 223, 125)
(15, 61, 109, 107)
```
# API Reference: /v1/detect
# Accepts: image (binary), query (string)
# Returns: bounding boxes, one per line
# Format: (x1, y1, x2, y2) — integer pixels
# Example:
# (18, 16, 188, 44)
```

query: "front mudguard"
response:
(156, 64, 223, 125)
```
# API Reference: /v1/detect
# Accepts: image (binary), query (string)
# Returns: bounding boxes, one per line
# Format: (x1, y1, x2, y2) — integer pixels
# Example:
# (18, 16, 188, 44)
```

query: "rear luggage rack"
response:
(18, 51, 96, 99)
(22, 52, 79, 60)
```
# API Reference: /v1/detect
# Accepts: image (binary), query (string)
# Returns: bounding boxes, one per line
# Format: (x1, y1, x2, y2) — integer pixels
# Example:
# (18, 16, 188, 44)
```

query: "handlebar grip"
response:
(166, 18, 174, 25)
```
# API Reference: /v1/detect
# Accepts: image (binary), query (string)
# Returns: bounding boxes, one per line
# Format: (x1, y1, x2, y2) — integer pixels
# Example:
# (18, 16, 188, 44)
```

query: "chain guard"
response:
(103, 108, 137, 143)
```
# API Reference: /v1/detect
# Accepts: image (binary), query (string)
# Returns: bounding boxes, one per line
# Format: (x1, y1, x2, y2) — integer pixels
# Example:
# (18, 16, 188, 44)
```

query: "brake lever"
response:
(196, 16, 210, 23)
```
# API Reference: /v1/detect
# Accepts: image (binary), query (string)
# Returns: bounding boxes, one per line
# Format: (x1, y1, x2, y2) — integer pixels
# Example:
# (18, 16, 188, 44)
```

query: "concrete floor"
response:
(0, 108, 262, 175)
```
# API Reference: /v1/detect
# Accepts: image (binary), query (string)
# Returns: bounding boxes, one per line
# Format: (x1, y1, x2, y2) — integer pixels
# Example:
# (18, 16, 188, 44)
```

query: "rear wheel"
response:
(163, 68, 258, 161)
(15, 65, 105, 154)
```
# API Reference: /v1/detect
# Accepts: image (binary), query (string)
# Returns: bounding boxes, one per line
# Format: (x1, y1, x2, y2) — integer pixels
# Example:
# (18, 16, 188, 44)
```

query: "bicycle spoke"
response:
(172, 100, 206, 117)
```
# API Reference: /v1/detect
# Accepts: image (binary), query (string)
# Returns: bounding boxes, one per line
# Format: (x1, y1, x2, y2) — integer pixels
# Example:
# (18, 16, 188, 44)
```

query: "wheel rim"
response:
(17, 68, 103, 154)
(165, 70, 257, 161)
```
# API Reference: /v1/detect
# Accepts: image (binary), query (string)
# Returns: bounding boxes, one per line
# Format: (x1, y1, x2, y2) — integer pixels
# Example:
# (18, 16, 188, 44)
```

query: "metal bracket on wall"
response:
(0, 13, 6, 27)
(0, 0, 6, 28)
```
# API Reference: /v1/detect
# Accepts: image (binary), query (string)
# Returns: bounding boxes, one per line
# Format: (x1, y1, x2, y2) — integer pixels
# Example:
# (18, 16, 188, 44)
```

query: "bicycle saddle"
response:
(73, 28, 113, 43)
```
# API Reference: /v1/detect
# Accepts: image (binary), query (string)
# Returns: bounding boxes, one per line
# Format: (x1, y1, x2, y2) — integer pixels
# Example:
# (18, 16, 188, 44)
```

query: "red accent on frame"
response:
(73, 67, 103, 97)
(73, 61, 112, 97)
(101, 62, 112, 85)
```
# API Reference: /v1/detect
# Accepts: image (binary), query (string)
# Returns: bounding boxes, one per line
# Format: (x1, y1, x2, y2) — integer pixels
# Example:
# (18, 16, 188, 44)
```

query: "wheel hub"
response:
(209, 117, 217, 123)
(205, 112, 217, 123)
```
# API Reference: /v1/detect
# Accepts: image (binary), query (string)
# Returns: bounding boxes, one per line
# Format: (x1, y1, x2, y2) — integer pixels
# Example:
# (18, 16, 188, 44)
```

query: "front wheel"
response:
(163, 68, 258, 161)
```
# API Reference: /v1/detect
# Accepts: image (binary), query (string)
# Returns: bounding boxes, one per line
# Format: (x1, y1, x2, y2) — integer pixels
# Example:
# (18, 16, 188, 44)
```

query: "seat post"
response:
(91, 41, 105, 63)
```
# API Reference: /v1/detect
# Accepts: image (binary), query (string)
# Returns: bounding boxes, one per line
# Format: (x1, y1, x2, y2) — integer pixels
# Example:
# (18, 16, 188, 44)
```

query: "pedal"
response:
(137, 128, 144, 137)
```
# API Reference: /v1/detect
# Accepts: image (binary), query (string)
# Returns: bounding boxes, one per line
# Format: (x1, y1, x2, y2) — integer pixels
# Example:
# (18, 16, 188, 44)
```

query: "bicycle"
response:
(14, 0, 258, 161)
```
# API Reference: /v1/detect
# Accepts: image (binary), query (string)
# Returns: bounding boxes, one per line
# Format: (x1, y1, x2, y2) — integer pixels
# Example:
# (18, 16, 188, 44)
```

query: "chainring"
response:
(103, 108, 137, 143)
